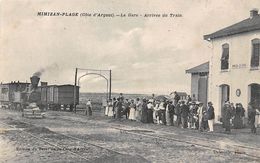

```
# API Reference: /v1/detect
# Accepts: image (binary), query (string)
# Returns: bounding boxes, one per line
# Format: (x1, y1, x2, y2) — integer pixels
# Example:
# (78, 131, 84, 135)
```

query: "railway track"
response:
(0, 121, 92, 162)
(1, 111, 259, 162)
(54, 115, 260, 160)
(0, 120, 141, 163)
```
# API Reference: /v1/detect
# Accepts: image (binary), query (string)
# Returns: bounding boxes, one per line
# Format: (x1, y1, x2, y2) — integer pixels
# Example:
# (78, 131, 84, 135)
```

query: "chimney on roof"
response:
(250, 9, 258, 18)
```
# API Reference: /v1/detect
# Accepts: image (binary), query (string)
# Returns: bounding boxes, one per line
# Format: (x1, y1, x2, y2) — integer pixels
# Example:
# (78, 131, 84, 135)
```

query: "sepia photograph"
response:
(0, 0, 260, 162)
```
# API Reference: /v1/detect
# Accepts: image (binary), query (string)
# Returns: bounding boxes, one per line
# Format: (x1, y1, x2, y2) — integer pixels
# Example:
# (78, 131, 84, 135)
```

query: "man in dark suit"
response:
(180, 101, 189, 128)
(175, 102, 182, 127)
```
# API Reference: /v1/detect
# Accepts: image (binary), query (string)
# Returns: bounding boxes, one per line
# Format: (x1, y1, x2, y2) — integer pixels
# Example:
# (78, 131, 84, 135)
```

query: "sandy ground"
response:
(0, 109, 259, 163)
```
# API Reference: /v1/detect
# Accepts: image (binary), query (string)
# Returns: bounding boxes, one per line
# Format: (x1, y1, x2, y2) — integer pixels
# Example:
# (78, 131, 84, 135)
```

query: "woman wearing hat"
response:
(129, 99, 136, 121)
(135, 98, 142, 122)
(233, 103, 244, 129)
(153, 100, 160, 124)
(147, 99, 154, 123)
(223, 101, 232, 132)
(107, 99, 114, 117)
(141, 98, 148, 123)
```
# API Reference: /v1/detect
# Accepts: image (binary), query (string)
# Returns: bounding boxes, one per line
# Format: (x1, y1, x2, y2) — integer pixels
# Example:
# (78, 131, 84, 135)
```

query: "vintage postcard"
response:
(0, 0, 260, 162)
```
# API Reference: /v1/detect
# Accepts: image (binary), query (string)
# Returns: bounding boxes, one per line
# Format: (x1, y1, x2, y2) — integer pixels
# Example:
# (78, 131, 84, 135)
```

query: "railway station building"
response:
(203, 9, 260, 122)
(187, 9, 260, 124)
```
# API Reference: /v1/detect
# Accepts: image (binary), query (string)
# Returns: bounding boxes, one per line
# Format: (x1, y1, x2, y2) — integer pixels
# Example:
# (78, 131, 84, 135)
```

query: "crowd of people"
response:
(103, 92, 215, 132)
(103, 92, 259, 134)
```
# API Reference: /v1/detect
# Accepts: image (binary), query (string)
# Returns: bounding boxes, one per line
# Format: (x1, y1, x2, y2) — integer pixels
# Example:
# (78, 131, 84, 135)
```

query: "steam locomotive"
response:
(0, 76, 79, 111)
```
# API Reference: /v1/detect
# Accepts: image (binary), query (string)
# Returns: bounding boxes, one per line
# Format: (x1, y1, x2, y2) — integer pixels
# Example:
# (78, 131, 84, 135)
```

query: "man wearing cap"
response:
(207, 102, 215, 132)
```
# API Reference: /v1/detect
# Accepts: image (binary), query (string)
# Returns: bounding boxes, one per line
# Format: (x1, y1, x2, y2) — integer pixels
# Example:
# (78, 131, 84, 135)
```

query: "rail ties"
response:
(0, 121, 92, 162)
(0, 120, 128, 158)
(56, 116, 260, 160)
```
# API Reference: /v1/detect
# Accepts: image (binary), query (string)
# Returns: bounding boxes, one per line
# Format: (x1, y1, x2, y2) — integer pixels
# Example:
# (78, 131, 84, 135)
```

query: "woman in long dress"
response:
(141, 99, 148, 123)
(233, 103, 244, 129)
(153, 101, 160, 124)
(135, 98, 142, 122)
(129, 99, 136, 120)
(147, 100, 154, 123)
(107, 99, 114, 117)
(105, 101, 109, 116)
(166, 101, 171, 126)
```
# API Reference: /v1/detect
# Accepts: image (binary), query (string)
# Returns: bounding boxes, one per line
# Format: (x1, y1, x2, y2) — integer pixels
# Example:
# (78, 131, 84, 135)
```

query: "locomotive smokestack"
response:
(30, 76, 40, 89)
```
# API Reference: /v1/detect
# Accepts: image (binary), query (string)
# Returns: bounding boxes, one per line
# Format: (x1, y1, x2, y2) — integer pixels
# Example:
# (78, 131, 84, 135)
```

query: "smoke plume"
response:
(33, 63, 59, 77)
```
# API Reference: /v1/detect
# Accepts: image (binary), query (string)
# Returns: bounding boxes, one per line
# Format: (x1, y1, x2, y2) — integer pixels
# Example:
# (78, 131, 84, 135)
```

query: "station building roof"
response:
(186, 62, 209, 74)
(204, 9, 260, 40)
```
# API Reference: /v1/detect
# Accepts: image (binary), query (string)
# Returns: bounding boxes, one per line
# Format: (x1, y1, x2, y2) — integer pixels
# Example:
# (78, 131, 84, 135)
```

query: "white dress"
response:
(135, 101, 142, 121)
(105, 106, 109, 116)
(166, 104, 171, 126)
(107, 102, 114, 117)
(129, 103, 136, 120)
(153, 104, 160, 122)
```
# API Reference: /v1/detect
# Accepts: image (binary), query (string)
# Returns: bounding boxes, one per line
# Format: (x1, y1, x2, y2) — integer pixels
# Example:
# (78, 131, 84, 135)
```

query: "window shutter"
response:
(251, 43, 260, 67)
(221, 44, 229, 70)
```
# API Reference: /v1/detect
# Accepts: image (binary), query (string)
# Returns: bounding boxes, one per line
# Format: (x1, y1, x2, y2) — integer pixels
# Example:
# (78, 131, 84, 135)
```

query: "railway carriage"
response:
(38, 84, 79, 111)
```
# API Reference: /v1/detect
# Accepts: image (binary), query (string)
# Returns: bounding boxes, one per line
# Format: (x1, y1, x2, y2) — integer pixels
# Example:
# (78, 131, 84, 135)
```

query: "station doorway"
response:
(198, 76, 208, 106)
(249, 83, 260, 106)
(220, 84, 230, 118)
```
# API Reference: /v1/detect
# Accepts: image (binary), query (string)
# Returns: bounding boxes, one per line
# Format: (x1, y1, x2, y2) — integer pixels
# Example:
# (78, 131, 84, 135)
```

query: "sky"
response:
(1, 0, 260, 94)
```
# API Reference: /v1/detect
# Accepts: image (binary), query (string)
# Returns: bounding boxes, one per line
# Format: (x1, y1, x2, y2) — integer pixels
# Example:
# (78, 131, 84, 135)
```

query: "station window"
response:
(221, 44, 229, 70)
(251, 39, 260, 68)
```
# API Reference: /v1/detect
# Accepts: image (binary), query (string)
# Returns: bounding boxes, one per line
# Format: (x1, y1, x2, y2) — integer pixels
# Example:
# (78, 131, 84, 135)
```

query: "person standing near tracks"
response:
(233, 103, 245, 129)
(248, 102, 257, 134)
(188, 102, 197, 129)
(135, 98, 142, 122)
(175, 101, 182, 127)
(180, 101, 189, 128)
(129, 99, 136, 121)
(141, 98, 148, 123)
(197, 102, 206, 131)
(116, 98, 123, 119)
(153, 100, 160, 124)
(86, 99, 92, 116)
(147, 99, 154, 123)
(124, 99, 131, 119)
(167, 101, 175, 126)
(207, 102, 215, 132)
(107, 99, 114, 117)
(112, 97, 117, 119)
(223, 101, 232, 133)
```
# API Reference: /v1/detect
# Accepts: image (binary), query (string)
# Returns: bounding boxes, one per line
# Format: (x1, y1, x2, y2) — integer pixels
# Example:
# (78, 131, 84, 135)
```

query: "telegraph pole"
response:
(73, 68, 78, 113)
(109, 70, 112, 100)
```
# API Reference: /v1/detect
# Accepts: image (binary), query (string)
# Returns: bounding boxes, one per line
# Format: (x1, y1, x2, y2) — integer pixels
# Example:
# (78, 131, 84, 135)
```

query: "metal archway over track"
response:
(73, 68, 112, 112)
